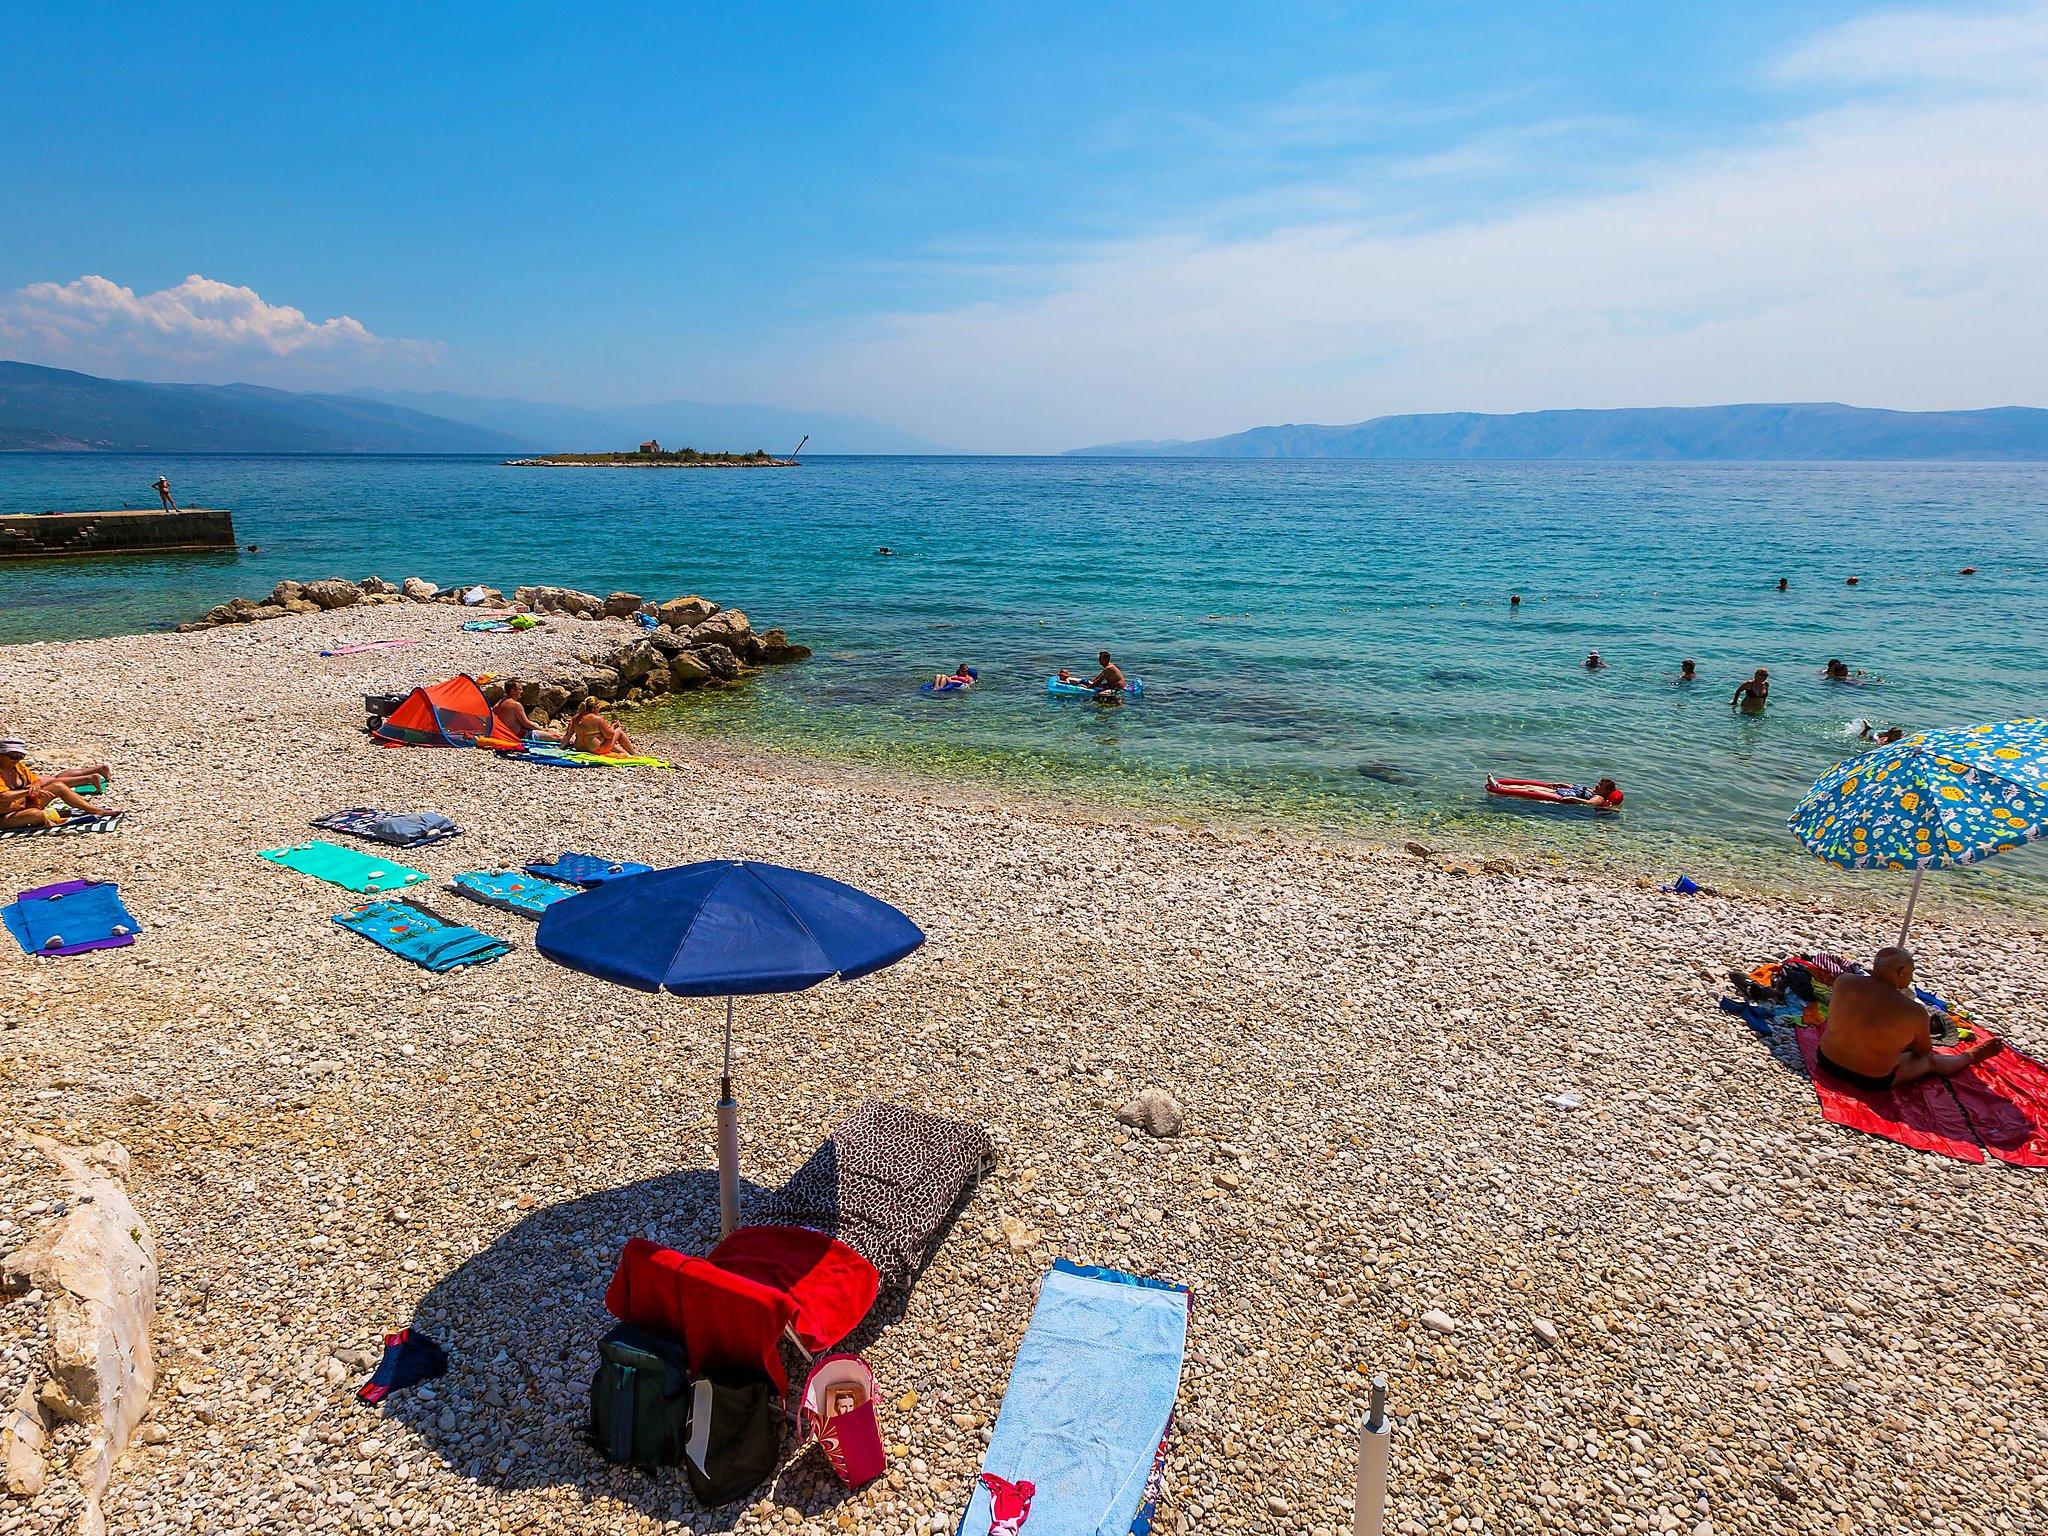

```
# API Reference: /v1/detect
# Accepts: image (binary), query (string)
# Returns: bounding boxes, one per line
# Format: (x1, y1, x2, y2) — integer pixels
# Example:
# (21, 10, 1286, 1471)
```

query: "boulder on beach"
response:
(691, 643, 741, 680)
(359, 575, 399, 596)
(268, 579, 305, 606)
(757, 628, 812, 663)
(602, 591, 645, 618)
(666, 651, 712, 686)
(1115, 1088, 1186, 1139)
(657, 595, 718, 629)
(300, 578, 362, 610)
(401, 576, 438, 600)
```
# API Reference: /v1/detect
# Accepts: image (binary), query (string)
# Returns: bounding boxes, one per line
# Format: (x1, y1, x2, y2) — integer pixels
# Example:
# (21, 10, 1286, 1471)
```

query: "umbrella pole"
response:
(1897, 864, 1927, 949)
(717, 995, 740, 1239)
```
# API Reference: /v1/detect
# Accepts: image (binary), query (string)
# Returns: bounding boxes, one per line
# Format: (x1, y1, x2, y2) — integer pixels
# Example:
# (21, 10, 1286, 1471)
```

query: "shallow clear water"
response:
(4, 453, 2045, 900)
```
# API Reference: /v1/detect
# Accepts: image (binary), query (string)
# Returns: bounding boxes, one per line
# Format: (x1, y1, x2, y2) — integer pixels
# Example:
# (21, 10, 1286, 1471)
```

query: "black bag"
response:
(589, 1324, 693, 1469)
(681, 1370, 779, 1505)
(587, 1326, 779, 1502)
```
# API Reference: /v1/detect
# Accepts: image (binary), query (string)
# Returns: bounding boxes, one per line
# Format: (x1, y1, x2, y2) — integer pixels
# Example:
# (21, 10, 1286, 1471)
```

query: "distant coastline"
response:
(505, 448, 796, 468)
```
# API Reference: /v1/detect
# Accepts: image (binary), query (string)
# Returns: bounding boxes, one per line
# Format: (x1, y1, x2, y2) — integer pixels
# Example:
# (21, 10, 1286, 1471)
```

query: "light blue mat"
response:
(449, 869, 578, 919)
(960, 1260, 1188, 1536)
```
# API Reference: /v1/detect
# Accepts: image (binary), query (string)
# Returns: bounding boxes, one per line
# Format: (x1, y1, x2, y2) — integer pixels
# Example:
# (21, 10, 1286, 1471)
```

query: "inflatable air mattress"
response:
(1047, 676, 1144, 698)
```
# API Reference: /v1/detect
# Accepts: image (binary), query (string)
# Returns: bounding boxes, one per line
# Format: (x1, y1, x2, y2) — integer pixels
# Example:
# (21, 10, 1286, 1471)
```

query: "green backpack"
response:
(588, 1324, 693, 1469)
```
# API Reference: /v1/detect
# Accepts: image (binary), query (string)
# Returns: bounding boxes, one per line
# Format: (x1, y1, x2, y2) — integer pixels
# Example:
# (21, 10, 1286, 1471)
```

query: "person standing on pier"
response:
(153, 475, 178, 511)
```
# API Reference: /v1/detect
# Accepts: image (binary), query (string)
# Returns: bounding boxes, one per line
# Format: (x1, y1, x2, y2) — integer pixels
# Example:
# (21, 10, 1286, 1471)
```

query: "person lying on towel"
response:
(1816, 946, 2003, 1091)
(0, 738, 119, 829)
(564, 697, 639, 758)
(490, 680, 563, 744)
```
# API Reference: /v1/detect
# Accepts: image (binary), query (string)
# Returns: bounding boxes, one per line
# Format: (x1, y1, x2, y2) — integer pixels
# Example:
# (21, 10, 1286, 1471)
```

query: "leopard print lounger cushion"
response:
(757, 1100, 994, 1288)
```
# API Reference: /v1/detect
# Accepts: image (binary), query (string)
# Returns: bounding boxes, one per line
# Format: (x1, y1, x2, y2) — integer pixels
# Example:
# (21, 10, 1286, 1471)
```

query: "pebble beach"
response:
(3, 601, 2046, 1536)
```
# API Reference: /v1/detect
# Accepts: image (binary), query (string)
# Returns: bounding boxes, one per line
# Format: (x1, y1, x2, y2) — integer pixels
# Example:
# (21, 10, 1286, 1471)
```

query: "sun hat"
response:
(0, 739, 28, 757)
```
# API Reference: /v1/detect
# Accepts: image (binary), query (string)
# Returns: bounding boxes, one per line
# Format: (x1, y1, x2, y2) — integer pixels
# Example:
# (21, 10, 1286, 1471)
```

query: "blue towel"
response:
(333, 900, 511, 972)
(960, 1261, 1189, 1536)
(4, 880, 141, 957)
(450, 869, 578, 918)
(523, 853, 654, 886)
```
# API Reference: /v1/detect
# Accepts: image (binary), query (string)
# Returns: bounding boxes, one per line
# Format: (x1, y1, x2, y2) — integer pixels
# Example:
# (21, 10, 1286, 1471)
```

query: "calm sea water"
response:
(5, 453, 2046, 900)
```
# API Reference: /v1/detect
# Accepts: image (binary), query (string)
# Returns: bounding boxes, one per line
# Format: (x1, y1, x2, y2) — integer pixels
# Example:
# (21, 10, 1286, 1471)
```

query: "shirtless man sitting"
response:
(1086, 651, 1127, 696)
(1816, 947, 2002, 1091)
(490, 680, 560, 744)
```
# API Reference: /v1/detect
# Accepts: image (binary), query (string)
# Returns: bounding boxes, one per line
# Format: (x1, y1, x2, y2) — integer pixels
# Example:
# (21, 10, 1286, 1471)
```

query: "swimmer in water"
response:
(1777, 577, 1788, 592)
(1677, 659, 1697, 683)
(1510, 593, 1521, 607)
(1584, 651, 1606, 671)
(1858, 722, 1906, 744)
(1732, 668, 1770, 711)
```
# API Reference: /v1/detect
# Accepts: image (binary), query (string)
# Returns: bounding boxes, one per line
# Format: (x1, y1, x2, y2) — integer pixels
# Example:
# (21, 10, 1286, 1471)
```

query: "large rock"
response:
(757, 628, 812, 663)
(666, 651, 712, 687)
(300, 577, 362, 610)
(281, 598, 321, 615)
(358, 575, 398, 596)
(602, 591, 645, 618)
(401, 576, 439, 601)
(577, 665, 622, 699)
(528, 586, 603, 617)
(3, 1383, 47, 1497)
(689, 609, 752, 649)
(638, 662, 673, 695)
(267, 579, 305, 606)
(1115, 1088, 1185, 1139)
(532, 682, 572, 718)
(692, 643, 741, 680)
(197, 597, 262, 627)
(657, 595, 719, 629)
(2, 1139, 158, 1532)
(608, 641, 662, 683)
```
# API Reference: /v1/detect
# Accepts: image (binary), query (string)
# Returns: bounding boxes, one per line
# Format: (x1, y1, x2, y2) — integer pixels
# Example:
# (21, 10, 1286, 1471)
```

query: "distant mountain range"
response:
(0, 361, 524, 453)
(1067, 403, 2048, 461)
(348, 388, 948, 456)
(0, 360, 946, 455)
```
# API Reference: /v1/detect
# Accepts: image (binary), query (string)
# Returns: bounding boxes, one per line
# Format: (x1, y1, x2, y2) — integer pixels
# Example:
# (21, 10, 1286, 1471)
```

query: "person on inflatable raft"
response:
(1487, 775, 1623, 810)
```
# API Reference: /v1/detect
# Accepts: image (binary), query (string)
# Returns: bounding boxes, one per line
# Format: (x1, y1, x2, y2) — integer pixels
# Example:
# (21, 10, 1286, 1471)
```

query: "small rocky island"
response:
(506, 440, 795, 468)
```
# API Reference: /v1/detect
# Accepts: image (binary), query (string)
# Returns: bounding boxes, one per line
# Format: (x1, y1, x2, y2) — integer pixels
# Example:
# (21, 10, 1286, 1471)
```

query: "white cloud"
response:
(769, 2, 2048, 451)
(0, 273, 429, 379)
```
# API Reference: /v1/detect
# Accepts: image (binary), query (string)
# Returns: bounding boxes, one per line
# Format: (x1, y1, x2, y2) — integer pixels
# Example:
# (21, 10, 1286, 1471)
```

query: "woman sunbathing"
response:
(564, 699, 638, 757)
(0, 738, 118, 827)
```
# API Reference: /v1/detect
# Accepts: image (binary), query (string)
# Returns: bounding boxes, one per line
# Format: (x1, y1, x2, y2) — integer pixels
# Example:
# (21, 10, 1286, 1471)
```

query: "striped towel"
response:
(0, 812, 125, 841)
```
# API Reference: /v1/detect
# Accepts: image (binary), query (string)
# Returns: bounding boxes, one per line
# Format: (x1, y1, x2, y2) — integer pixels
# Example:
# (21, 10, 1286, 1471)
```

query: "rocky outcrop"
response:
(2, 1137, 158, 1535)
(175, 575, 809, 713)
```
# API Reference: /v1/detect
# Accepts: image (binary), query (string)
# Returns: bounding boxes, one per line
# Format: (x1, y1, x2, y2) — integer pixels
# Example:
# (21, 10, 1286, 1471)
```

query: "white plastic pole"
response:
(717, 995, 740, 1238)
(1897, 864, 1927, 949)
(1354, 1376, 1391, 1536)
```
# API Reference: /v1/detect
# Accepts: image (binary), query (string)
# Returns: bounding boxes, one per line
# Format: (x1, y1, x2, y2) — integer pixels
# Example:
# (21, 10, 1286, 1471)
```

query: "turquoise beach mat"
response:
(960, 1260, 1188, 1536)
(333, 900, 511, 972)
(449, 869, 578, 919)
(260, 840, 428, 894)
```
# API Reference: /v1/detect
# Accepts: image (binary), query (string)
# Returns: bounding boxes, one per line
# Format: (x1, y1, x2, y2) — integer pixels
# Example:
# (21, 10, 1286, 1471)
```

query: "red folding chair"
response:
(708, 1225, 880, 1359)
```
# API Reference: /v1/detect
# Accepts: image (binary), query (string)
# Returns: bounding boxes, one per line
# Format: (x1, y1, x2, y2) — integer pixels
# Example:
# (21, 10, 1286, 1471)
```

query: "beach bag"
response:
(802, 1353, 886, 1488)
(682, 1370, 780, 1505)
(588, 1324, 693, 1469)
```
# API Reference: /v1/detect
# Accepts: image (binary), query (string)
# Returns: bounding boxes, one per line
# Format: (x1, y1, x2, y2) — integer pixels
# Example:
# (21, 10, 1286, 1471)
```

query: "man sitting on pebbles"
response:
(490, 680, 561, 744)
(1817, 946, 2003, 1091)
(0, 737, 119, 828)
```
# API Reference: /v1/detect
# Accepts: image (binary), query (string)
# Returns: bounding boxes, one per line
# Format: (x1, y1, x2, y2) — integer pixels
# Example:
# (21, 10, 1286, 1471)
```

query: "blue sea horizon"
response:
(5, 451, 2045, 906)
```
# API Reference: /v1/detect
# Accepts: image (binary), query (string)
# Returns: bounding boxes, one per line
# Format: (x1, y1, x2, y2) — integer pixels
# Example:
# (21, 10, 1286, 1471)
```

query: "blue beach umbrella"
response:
(1787, 718, 2048, 945)
(537, 859, 925, 1235)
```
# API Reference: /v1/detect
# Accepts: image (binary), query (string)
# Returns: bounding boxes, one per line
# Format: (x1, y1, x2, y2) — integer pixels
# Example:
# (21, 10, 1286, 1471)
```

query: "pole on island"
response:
(789, 434, 809, 459)
(1353, 1374, 1392, 1536)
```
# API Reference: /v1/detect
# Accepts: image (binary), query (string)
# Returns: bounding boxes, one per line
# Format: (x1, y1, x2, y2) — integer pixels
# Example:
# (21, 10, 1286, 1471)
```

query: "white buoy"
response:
(1354, 1375, 1392, 1536)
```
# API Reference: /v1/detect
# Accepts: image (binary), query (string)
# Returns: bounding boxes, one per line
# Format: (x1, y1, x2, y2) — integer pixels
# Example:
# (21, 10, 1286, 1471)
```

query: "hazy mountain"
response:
(348, 388, 949, 456)
(1067, 403, 2048, 461)
(0, 361, 524, 453)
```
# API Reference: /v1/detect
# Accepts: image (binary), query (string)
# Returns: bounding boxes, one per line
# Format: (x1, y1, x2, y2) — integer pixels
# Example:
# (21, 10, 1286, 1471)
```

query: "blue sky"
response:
(4, 1, 2046, 449)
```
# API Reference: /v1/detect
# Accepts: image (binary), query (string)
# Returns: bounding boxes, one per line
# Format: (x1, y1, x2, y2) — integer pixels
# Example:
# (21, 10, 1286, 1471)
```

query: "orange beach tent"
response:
(372, 675, 510, 748)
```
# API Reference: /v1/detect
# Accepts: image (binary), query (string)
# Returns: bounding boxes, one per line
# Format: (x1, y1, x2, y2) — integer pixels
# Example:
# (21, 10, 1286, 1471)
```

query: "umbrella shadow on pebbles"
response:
(383, 1166, 896, 1526)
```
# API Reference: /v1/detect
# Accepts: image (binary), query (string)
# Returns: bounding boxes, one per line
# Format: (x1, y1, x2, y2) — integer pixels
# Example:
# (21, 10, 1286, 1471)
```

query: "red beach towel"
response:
(1797, 1027, 2048, 1166)
(1795, 1027, 1983, 1163)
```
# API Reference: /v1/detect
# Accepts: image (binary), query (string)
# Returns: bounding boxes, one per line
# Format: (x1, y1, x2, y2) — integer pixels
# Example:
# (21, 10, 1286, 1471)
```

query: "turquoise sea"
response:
(4, 453, 2046, 901)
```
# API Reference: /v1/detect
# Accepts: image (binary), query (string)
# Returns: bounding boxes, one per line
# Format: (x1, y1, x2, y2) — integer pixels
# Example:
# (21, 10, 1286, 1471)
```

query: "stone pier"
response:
(0, 508, 236, 560)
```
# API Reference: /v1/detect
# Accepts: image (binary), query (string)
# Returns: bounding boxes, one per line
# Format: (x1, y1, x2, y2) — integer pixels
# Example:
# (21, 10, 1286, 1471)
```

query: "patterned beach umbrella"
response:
(1787, 717, 2048, 942)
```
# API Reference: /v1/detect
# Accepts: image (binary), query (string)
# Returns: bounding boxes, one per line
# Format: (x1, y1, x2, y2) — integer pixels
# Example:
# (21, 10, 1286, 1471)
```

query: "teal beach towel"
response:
(334, 900, 511, 971)
(260, 840, 428, 894)
(450, 869, 578, 919)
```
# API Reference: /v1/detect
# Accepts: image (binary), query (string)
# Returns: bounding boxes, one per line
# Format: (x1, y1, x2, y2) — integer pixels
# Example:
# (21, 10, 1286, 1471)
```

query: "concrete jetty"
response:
(0, 507, 237, 560)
